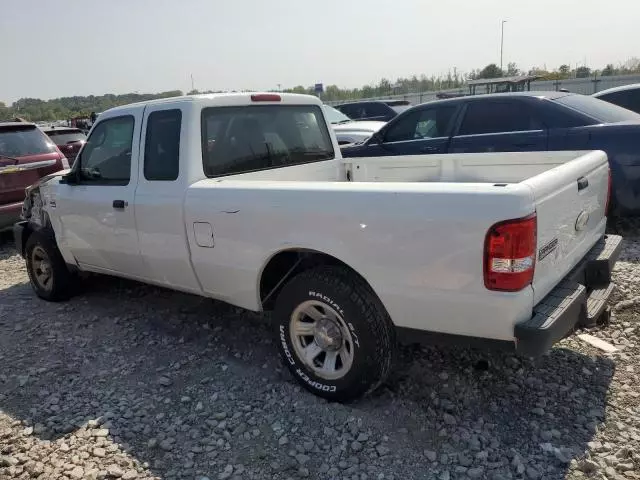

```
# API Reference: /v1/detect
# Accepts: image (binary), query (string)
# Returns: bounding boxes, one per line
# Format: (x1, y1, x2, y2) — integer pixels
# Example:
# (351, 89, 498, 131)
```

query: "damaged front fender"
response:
(21, 169, 66, 225)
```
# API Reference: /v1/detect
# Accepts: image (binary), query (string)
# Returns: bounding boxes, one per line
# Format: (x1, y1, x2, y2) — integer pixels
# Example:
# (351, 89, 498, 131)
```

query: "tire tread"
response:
(276, 265, 395, 401)
(25, 231, 72, 302)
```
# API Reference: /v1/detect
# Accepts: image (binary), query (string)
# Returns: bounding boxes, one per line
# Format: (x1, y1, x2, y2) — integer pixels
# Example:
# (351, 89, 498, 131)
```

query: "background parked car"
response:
(41, 126, 86, 165)
(593, 84, 640, 114)
(323, 105, 385, 145)
(0, 122, 68, 230)
(334, 100, 411, 122)
(342, 91, 640, 216)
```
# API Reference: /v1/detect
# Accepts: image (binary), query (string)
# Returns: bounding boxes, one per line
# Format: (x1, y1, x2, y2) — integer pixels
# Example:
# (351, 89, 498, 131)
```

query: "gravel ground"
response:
(0, 227, 639, 480)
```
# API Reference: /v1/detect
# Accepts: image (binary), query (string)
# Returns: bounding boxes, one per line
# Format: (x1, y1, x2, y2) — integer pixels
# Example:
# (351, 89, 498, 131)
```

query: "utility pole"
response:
(500, 20, 507, 73)
(191, 74, 195, 92)
(277, 83, 282, 92)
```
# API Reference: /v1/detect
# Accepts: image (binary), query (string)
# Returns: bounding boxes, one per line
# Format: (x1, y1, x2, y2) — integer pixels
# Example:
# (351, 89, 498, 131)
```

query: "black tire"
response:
(274, 265, 395, 402)
(25, 230, 72, 301)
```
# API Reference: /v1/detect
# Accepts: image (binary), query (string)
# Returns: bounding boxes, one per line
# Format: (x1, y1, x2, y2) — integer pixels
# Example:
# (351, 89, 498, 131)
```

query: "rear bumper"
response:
(0, 202, 23, 231)
(515, 234, 623, 357)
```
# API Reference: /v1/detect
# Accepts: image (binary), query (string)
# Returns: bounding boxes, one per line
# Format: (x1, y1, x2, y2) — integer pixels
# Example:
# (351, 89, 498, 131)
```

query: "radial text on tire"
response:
(273, 265, 395, 401)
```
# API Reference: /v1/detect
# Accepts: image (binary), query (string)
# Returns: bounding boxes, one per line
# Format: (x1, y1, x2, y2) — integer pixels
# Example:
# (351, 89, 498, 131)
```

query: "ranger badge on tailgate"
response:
(538, 238, 558, 261)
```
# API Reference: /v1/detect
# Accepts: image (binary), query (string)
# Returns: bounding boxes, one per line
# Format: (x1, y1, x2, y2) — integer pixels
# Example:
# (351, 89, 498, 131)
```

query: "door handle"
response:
(577, 176, 589, 191)
(420, 146, 438, 153)
(112, 200, 127, 209)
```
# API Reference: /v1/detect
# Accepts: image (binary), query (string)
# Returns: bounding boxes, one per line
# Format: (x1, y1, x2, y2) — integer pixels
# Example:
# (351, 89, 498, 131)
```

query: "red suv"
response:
(0, 122, 68, 231)
(42, 126, 86, 164)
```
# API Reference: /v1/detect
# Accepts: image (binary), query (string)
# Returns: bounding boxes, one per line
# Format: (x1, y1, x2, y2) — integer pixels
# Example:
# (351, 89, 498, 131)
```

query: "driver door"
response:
(55, 110, 147, 279)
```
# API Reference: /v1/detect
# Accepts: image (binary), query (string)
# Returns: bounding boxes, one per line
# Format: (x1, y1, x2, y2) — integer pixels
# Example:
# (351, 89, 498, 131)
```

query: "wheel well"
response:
(259, 249, 367, 310)
(19, 217, 54, 258)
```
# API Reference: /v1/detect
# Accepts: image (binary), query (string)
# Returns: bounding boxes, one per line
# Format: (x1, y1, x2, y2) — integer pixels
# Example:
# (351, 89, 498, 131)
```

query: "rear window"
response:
(44, 130, 86, 145)
(0, 126, 56, 157)
(201, 105, 334, 177)
(554, 94, 640, 123)
(597, 89, 640, 114)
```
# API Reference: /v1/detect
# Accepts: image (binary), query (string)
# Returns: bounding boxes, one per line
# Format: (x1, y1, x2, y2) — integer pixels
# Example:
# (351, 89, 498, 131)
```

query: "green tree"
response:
(505, 62, 521, 76)
(477, 64, 503, 79)
(575, 66, 592, 78)
(558, 64, 571, 78)
(601, 64, 617, 76)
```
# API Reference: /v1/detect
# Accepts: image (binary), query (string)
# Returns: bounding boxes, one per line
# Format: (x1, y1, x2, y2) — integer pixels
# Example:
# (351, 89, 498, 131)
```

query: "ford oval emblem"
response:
(575, 210, 590, 231)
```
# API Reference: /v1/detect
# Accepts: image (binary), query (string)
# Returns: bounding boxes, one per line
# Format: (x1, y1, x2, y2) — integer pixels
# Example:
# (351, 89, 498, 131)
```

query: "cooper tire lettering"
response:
(275, 266, 395, 401)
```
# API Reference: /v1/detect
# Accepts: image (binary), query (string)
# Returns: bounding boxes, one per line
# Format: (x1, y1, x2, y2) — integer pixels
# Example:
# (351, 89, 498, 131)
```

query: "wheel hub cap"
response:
(289, 299, 355, 381)
(31, 245, 53, 292)
(313, 318, 343, 351)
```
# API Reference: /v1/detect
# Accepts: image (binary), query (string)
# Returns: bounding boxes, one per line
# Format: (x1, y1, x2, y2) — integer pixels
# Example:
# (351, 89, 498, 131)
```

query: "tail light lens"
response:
(605, 168, 612, 216)
(484, 214, 537, 292)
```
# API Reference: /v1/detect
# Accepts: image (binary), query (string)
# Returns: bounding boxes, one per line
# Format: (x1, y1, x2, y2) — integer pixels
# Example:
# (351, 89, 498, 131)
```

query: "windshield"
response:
(45, 130, 86, 145)
(0, 126, 56, 157)
(323, 105, 352, 124)
(554, 94, 640, 123)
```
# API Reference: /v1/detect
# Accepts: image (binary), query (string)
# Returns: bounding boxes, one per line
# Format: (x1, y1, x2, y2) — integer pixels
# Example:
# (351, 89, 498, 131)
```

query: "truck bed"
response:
(185, 150, 609, 341)
(346, 150, 599, 184)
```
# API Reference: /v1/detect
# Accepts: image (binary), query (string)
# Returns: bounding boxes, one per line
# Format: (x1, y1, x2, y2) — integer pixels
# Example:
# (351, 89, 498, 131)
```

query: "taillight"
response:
(605, 168, 612, 216)
(251, 93, 281, 102)
(484, 214, 537, 292)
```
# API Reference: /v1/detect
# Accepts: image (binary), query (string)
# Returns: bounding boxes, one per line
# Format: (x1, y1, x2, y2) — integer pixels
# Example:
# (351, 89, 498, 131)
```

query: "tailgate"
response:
(524, 151, 609, 304)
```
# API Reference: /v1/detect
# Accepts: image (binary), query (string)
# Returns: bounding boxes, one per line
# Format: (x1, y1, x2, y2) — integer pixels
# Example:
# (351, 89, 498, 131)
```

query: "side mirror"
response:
(370, 132, 384, 145)
(60, 170, 79, 185)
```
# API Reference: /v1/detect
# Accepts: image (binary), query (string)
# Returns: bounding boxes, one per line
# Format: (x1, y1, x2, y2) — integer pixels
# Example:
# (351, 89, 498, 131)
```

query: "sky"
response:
(1, 0, 639, 104)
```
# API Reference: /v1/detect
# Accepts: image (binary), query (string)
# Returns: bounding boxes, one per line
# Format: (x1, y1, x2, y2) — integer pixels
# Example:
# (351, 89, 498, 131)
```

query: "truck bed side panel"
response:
(184, 181, 536, 341)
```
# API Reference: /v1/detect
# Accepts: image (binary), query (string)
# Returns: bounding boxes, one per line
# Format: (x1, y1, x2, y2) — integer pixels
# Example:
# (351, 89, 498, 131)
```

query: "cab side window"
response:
(384, 106, 457, 143)
(144, 109, 182, 181)
(78, 116, 134, 185)
(458, 101, 543, 135)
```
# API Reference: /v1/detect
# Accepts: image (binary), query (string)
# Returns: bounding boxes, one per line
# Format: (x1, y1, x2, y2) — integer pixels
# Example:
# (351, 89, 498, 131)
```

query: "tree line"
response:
(3, 58, 639, 121)
(0, 90, 183, 123)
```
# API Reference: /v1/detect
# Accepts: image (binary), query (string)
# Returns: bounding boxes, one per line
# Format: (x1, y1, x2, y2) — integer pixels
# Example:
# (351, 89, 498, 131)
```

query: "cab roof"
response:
(103, 92, 321, 115)
(593, 83, 640, 97)
(415, 91, 572, 107)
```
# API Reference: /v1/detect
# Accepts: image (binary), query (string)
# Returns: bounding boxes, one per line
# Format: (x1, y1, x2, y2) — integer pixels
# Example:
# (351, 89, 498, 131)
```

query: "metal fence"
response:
(325, 73, 640, 106)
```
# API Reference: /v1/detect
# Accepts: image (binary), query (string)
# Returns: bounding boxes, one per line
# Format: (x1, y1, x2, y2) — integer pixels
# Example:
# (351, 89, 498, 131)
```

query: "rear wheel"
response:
(25, 231, 72, 301)
(273, 266, 395, 402)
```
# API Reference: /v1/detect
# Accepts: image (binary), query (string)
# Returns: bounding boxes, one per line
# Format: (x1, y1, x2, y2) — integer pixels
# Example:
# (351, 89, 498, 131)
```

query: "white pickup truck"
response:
(14, 93, 622, 401)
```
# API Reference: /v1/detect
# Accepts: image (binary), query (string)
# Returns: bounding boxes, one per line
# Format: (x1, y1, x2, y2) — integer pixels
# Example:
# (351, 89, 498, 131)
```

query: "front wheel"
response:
(273, 266, 395, 402)
(25, 231, 72, 301)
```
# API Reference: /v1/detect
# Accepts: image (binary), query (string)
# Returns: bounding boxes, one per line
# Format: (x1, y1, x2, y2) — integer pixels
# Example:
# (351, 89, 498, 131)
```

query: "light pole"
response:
(500, 20, 507, 74)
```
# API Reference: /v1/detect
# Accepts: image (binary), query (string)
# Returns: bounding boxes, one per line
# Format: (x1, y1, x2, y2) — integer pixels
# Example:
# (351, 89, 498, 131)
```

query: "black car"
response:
(593, 84, 640, 114)
(334, 100, 411, 122)
(341, 91, 640, 216)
